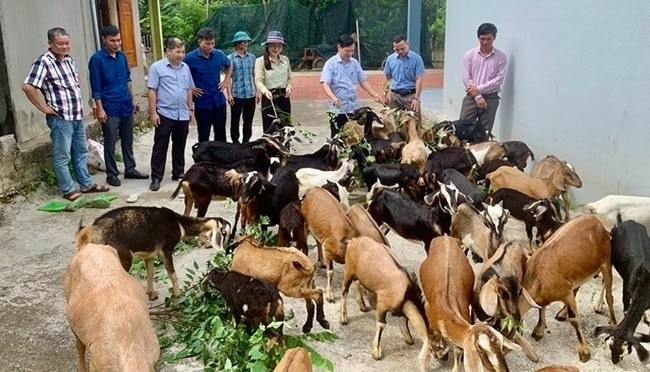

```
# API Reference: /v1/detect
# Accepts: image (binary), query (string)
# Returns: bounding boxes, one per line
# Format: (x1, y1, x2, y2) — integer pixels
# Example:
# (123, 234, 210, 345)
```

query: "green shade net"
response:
(189, 0, 433, 70)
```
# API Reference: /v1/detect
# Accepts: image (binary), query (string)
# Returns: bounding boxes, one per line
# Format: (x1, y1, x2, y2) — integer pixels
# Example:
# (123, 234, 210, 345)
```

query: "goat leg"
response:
(162, 251, 181, 298)
(145, 258, 158, 300)
(354, 281, 369, 312)
(600, 262, 617, 326)
(340, 276, 353, 325)
(512, 332, 539, 362)
(302, 298, 315, 333)
(564, 295, 591, 362)
(401, 301, 432, 371)
(556, 287, 580, 321)
(398, 316, 414, 345)
(532, 306, 547, 341)
(75, 336, 88, 372)
(372, 310, 388, 360)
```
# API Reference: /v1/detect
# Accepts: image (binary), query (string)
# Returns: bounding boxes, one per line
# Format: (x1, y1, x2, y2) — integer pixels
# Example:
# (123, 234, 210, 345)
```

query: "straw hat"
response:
(261, 31, 286, 46)
(231, 31, 252, 44)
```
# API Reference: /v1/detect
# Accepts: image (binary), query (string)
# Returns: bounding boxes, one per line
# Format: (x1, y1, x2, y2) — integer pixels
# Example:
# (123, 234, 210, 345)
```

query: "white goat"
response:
(585, 195, 650, 232)
(296, 158, 356, 208)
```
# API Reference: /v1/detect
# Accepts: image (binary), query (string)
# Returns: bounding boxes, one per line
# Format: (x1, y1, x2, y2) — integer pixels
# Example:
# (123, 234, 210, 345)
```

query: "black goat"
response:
(277, 201, 308, 256)
(502, 140, 535, 171)
(424, 147, 478, 188)
(240, 167, 299, 227)
(278, 138, 344, 172)
(203, 268, 284, 344)
(367, 189, 450, 252)
(477, 159, 514, 180)
(192, 135, 288, 164)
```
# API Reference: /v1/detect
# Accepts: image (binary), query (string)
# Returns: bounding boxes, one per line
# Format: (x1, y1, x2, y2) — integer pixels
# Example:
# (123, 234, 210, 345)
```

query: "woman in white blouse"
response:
(254, 31, 292, 132)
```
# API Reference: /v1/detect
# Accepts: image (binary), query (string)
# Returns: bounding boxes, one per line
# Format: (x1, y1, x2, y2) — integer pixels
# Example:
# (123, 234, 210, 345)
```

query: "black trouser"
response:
(102, 114, 137, 177)
(230, 97, 256, 143)
(195, 104, 227, 142)
(329, 113, 354, 138)
(150, 113, 188, 181)
(260, 88, 291, 132)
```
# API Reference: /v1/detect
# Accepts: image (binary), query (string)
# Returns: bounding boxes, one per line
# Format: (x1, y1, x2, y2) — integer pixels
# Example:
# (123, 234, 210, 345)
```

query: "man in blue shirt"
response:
(89, 25, 148, 187)
(184, 28, 232, 142)
(384, 34, 425, 113)
(147, 36, 195, 191)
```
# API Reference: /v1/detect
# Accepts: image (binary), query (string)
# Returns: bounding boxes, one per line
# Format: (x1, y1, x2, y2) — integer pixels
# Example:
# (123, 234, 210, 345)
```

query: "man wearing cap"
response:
(227, 31, 258, 143)
(184, 27, 232, 142)
(254, 31, 292, 132)
(384, 34, 425, 113)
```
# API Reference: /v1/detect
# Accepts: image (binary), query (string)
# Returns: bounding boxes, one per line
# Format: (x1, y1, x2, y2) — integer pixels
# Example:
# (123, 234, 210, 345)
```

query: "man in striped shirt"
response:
(22, 27, 109, 201)
(459, 23, 507, 135)
(227, 31, 258, 143)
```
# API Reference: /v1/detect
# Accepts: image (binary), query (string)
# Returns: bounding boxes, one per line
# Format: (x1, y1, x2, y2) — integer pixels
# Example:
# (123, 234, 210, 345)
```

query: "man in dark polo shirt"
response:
(184, 28, 232, 142)
(89, 24, 148, 187)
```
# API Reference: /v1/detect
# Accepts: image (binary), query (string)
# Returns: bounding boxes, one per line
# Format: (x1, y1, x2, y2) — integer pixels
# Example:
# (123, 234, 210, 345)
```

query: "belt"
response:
(270, 88, 286, 93)
(391, 88, 416, 96)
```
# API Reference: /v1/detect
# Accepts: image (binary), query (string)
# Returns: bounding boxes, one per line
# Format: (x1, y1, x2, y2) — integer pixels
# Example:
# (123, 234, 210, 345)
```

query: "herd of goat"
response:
(63, 106, 650, 371)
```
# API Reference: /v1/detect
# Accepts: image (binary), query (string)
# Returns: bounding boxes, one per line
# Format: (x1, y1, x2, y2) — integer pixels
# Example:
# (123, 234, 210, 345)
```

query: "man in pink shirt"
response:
(459, 23, 507, 135)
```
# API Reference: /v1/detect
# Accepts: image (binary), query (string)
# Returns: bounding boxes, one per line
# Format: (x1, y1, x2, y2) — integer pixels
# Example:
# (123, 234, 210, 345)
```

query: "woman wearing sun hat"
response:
(254, 31, 292, 132)
(227, 31, 258, 143)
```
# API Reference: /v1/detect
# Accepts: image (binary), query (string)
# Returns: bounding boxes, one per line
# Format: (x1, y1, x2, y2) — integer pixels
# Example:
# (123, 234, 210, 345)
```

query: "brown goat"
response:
(341, 236, 436, 370)
(518, 214, 616, 362)
(273, 347, 313, 372)
(530, 155, 582, 221)
(535, 366, 581, 372)
(301, 187, 358, 303)
(346, 204, 390, 247)
(421, 236, 521, 372)
(65, 230, 159, 372)
(229, 235, 330, 333)
(400, 111, 429, 173)
(487, 165, 566, 199)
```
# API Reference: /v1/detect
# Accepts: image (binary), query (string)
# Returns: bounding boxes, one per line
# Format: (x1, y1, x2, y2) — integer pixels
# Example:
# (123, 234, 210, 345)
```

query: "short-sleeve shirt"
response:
(228, 51, 256, 99)
(384, 50, 425, 91)
(320, 54, 367, 114)
(23, 50, 84, 121)
(88, 48, 133, 117)
(147, 57, 194, 121)
(184, 48, 230, 109)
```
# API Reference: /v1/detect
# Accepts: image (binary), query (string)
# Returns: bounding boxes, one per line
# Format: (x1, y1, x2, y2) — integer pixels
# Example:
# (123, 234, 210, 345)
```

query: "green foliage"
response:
(42, 168, 57, 187)
(428, 2, 446, 50)
(114, 151, 123, 163)
(153, 249, 338, 371)
(241, 215, 277, 246)
(500, 316, 525, 335)
(129, 237, 202, 280)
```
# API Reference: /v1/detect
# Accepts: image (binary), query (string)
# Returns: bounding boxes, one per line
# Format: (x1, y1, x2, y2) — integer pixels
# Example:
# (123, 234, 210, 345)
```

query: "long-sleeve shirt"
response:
(23, 50, 84, 120)
(147, 58, 194, 121)
(462, 46, 507, 95)
(254, 55, 292, 95)
(320, 54, 367, 114)
(184, 48, 230, 109)
(88, 48, 133, 117)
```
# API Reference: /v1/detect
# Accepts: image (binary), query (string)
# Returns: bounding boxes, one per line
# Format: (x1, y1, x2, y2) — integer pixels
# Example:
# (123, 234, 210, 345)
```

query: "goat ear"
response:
(498, 331, 522, 353)
(551, 167, 567, 192)
(633, 341, 649, 362)
(479, 276, 500, 317)
(521, 287, 541, 309)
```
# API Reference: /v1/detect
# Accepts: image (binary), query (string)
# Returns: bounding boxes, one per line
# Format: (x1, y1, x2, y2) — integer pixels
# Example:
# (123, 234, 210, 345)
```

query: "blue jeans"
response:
(46, 116, 94, 194)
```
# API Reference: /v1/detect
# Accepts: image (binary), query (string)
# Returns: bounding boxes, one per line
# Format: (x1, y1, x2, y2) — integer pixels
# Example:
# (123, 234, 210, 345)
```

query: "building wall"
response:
(443, 1, 650, 202)
(0, 0, 145, 144)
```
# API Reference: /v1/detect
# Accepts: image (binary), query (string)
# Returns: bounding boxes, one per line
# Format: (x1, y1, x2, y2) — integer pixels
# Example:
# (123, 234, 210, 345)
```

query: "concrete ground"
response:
(0, 72, 642, 371)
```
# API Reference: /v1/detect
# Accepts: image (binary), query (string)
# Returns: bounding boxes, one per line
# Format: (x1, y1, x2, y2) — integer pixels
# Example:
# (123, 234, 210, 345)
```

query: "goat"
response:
(400, 111, 430, 173)
(202, 268, 284, 345)
(477, 159, 515, 181)
(65, 230, 159, 372)
(368, 189, 451, 252)
(439, 168, 484, 210)
(474, 240, 541, 362)
(340, 236, 435, 370)
(277, 201, 308, 256)
(486, 165, 566, 199)
(228, 235, 330, 333)
(421, 235, 521, 372)
(295, 157, 355, 208)
(273, 347, 313, 372)
(346, 204, 390, 247)
(264, 118, 302, 151)
(301, 187, 358, 303)
(489, 189, 562, 250)
(452, 119, 489, 143)
(451, 202, 509, 262)
(531, 155, 582, 221)
(280, 138, 344, 171)
(82, 206, 230, 300)
(424, 147, 478, 188)
(192, 135, 288, 164)
(591, 215, 650, 365)
(585, 195, 650, 232)
(502, 140, 535, 171)
(518, 214, 617, 362)
(239, 168, 299, 227)
(350, 145, 421, 201)
(466, 141, 506, 166)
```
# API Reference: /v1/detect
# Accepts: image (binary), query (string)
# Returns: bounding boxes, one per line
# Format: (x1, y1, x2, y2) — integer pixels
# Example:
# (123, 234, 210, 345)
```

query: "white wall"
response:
(443, 1, 650, 203)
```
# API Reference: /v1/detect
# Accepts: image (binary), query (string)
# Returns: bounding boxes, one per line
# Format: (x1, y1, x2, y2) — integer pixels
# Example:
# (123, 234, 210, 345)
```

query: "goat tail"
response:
(170, 180, 183, 200)
(405, 273, 429, 328)
(75, 225, 95, 249)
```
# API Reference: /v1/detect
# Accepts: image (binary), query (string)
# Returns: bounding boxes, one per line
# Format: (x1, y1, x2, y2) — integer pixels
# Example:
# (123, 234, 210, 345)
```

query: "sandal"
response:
(63, 190, 82, 201)
(81, 183, 110, 194)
